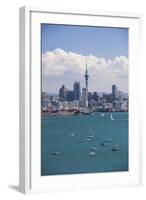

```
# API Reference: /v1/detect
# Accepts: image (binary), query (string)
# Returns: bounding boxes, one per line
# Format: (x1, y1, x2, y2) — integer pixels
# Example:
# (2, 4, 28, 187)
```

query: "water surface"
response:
(41, 112, 128, 175)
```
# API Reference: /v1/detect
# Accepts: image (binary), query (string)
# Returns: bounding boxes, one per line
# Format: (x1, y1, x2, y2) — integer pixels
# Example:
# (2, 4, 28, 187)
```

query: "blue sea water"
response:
(41, 112, 128, 176)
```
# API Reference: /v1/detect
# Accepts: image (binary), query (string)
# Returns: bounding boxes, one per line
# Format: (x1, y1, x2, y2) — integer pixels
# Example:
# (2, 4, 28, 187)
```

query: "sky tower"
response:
(85, 57, 89, 90)
(83, 57, 89, 108)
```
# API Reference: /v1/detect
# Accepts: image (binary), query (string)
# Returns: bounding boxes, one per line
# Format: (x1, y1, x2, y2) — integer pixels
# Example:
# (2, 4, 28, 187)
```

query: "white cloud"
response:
(42, 48, 128, 93)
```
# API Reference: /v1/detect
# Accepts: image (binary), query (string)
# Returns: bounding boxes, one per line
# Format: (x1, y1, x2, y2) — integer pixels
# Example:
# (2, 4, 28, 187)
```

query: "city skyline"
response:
(42, 24, 128, 93)
(41, 47, 128, 115)
(42, 83, 128, 96)
(42, 82, 128, 113)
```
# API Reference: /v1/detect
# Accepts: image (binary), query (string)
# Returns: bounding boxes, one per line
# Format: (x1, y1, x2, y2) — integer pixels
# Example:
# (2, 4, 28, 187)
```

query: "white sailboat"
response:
(88, 151, 96, 155)
(70, 133, 75, 137)
(110, 114, 114, 121)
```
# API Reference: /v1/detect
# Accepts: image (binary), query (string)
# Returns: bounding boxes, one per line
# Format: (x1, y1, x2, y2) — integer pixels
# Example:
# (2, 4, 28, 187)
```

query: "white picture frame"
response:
(19, 6, 142, 194)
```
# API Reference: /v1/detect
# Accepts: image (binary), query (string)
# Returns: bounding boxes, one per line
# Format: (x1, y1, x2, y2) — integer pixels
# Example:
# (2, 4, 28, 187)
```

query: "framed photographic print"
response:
(19, 7, 142, 193)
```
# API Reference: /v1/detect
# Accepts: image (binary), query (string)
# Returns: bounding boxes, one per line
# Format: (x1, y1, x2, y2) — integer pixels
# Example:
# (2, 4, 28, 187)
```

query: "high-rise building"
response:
(49, 96, 54, 103)
(112, 84, 118, 101)
(59, 85, 68, 101)
(41, 92, 49, 107)
(73, 82, 80, 100)
(118, 90, 123, 100)
(66, 90, 74, 101)
(93, 92, 98, 102)
(82, 87, 88, 108)
(88, 92, 92, 102)
(113, 100, 122, 111)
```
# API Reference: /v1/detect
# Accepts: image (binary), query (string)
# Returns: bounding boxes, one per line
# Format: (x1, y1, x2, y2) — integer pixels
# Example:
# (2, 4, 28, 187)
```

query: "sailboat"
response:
(70, 133, 75, 137)
(110, 114, 114, 121)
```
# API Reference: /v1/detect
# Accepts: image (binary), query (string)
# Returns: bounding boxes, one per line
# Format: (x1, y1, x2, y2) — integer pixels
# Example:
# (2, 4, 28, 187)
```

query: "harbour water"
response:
(41, 112, 128, 176)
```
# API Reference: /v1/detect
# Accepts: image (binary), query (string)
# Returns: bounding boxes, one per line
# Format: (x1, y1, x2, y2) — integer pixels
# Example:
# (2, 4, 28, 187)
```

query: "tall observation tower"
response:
(85, 57, 89, 90)
(83, 57, 89, 108)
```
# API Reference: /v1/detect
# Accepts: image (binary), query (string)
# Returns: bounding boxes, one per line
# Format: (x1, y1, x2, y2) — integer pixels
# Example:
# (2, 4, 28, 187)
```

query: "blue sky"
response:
(41, 24, 128, 93)
(41, 24, 128, 59)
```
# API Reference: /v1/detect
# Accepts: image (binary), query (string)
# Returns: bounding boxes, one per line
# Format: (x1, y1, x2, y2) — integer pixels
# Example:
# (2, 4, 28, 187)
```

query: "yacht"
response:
(111, 144, 119, 151)
(51, 152, 60, 155)
(88, 134, 94, 138)
(100, 142, 107, 146)
(104, 138, 112, 143)
(88, 151, 96, 155)
(80, 108, 92, 115)
(110, 114, 114, 120)
(86, 137, 92, 141)
(90, 147, 97, 151)
(70, 133, 75, 137)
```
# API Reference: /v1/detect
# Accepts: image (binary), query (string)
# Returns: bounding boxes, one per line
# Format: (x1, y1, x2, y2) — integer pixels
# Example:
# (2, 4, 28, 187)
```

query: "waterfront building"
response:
(66, 90, 74, 101)
(122, 100, 128, 111)
(49, 95, 58, 103)
(112, 84, 118, 101)
(49, 96, 54, 103)
(123, 92, 128, 100)
(59, 85, 68, 101)
(58, 101, 68, 110)
(93, 92, 98, 102)
(41, 92, 49, 107)
(73, 100, 79, 109)
(88, 92, 92, 102)
(113, 100, 122, 111)
(81, 87, 88, 108)
(58, 100, 79, 110)
(73, 82, 81, 100)
(118, 90, 123, 100)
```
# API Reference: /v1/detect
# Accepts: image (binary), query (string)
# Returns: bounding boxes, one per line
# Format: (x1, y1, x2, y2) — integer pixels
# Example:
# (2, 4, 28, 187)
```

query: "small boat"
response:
(111, 144, 119, 151)
(51, 152, 60, 155)
(110, 114, 114, 120)
(81, 108, 93, 115)
(88, 151, 96, 155)
(100, 142, 107, 146)
(90, 147, 97, 151)
(88, 134, 94, 138)
(104, 138, 112, 143)
(101, 113, 105, 117)
(86, 137, 92, 141)
(70, 133, 75, 137)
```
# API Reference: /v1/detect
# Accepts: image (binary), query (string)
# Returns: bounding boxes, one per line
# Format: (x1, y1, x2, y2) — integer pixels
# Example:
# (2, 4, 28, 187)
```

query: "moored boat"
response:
(111, 144, 119, 151)
(51, 152, 60, 155)
(90, 147, 97, 151)
(88, 151, 96, 155)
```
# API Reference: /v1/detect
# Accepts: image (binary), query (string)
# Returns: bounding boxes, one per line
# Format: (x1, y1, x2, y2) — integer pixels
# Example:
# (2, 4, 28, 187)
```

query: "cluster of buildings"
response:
(41, 59, 128, 115)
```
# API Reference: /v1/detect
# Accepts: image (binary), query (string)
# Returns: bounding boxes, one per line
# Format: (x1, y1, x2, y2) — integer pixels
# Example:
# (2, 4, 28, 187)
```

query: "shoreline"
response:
(41, 110, 128, 117)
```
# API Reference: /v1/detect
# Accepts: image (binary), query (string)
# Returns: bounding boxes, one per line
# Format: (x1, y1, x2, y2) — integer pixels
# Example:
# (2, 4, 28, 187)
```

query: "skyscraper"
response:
(59, 85, 68, 101)
(66, 90, 74, 101)
(93, 92, 98, 102)
(112, 84, 118, 101)
(73, 82, 81, 100)
(82, 87, 88, 108)
(41, 92, 49, 107)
